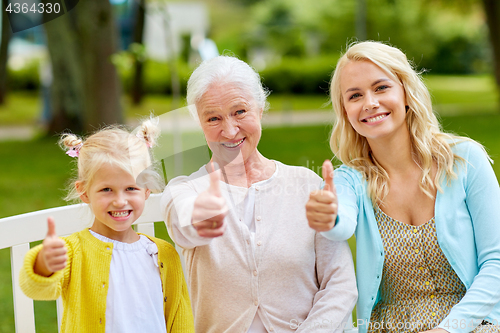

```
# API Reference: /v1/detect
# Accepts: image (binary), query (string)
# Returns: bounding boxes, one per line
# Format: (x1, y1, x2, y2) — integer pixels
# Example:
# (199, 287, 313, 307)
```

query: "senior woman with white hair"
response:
(161, 56, 357, 332)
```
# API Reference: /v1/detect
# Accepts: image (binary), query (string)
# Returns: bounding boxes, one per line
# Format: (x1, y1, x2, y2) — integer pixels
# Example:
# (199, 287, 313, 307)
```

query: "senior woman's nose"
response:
(221, 118, 239, 138)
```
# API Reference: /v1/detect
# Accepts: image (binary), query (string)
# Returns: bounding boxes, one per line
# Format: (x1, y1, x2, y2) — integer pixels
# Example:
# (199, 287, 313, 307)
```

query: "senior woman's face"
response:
(196, 83, 263, 164)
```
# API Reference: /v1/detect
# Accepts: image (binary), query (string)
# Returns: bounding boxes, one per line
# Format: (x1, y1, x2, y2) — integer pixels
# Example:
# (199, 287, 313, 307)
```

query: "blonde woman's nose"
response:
(364, 93, 379, 111)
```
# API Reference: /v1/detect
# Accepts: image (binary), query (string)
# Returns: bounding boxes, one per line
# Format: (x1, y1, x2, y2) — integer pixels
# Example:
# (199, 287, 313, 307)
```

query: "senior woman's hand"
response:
(306, 160, 338, 232)
(191, 164, 228, 238)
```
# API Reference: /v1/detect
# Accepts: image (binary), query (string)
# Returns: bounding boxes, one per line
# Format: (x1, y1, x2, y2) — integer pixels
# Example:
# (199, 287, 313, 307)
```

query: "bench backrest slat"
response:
(1, 194, 162, 332)
(11, 243, 36, 333)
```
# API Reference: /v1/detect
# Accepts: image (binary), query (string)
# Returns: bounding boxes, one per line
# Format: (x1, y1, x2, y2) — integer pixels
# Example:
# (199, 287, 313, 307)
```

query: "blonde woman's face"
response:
(340, 60, 407, 142)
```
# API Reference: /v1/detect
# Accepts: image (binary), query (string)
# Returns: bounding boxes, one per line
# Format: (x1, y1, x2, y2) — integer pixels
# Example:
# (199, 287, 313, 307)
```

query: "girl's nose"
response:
(113, 194, 127, 207)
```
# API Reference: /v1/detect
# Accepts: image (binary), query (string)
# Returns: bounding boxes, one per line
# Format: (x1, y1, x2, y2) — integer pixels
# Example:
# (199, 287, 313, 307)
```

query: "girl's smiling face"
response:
(78, 163, 150, 243)
(340, 60, 408, 143)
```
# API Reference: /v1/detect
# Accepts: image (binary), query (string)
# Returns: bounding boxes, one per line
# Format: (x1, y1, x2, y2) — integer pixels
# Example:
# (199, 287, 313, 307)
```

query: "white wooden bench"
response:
(0, 193, 357, 332)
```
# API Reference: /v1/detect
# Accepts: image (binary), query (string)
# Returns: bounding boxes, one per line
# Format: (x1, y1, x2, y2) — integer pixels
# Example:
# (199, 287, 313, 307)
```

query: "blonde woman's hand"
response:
(306, 160, 338, 232)
(191, 163, 228, 238)
(34, 217, 68, 277)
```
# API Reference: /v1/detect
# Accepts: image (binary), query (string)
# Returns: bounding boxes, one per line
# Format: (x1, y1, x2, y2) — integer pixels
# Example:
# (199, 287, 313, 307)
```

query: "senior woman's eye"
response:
(235, 109, 246, 115)
(208, 116, 219, 122)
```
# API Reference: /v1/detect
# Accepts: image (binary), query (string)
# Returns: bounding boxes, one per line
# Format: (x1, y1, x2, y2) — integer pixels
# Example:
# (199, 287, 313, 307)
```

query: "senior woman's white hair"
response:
(186, 56, 270, 120)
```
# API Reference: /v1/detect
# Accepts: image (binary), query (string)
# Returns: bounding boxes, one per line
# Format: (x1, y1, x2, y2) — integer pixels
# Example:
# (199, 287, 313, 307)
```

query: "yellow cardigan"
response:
(20, 229, 194, 333)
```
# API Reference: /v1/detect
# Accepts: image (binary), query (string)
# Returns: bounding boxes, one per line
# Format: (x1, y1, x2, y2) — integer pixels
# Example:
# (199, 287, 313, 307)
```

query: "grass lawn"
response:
(1, 110, 500, 331)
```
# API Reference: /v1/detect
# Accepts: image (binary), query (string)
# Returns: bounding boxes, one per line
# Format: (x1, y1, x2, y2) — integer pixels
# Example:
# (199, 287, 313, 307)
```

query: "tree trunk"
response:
(0, 7, 11, 105)
(43, 10, 85, 133)
(356, 0, 367, 41)
(42, 0, 122, 134)
(131, 0, 145, 105)
(76, 0, 122, 131)
(483, 0, 500, 110)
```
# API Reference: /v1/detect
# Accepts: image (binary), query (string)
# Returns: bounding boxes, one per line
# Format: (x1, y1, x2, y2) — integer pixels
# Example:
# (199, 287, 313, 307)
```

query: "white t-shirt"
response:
(89, 230, 167, 333)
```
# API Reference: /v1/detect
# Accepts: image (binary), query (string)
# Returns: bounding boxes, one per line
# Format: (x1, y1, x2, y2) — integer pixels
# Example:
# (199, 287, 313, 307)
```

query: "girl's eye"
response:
(127, 187, 139, 191)
(101, 188, 111, 192)
(349, 93, 361, 100)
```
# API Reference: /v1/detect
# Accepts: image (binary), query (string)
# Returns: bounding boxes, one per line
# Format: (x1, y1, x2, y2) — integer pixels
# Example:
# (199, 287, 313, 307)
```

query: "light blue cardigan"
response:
(322, 140, 500, 333)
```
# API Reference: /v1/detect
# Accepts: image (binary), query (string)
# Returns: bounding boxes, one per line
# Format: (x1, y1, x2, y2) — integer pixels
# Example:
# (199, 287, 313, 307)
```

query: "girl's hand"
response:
(192, 164, 228, 238)
(34, 217, 68, 277)
(306, 160, 338, 232)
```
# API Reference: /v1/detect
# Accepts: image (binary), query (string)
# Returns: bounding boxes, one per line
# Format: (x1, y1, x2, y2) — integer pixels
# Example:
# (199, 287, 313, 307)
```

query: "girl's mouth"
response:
(109, 210, 131, 218)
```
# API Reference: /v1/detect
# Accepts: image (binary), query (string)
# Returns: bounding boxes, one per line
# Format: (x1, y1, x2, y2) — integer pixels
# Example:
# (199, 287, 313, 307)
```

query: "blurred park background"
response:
(1, 0, 500, 331)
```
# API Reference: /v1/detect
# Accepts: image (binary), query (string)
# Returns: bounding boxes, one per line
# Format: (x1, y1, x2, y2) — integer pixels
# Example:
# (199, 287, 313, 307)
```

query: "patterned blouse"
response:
(368, 206, 499, 333)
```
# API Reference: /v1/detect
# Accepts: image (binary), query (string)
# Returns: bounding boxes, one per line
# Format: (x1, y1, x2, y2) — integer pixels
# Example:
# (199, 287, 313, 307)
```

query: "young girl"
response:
(19, 120, 194, 332)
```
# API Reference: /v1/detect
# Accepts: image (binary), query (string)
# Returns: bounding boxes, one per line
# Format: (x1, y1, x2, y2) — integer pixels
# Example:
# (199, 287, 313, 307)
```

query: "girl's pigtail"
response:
(59, 133, 83, 158)
(137, 116, 160, 148)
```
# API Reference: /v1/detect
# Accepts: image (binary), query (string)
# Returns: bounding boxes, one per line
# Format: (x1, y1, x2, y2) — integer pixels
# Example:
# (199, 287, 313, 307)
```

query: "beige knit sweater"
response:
(162, 161, 357, 333)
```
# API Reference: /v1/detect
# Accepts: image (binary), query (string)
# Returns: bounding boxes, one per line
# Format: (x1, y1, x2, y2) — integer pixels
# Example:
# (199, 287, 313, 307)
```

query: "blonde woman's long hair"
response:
(330, 41, 468, 204)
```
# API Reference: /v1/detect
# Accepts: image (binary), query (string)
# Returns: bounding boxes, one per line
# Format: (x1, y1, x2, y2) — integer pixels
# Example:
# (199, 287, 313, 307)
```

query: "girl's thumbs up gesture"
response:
(306, 160, 338, 232)
(34, 217, 68, 277)
(191, 162, 228, 238)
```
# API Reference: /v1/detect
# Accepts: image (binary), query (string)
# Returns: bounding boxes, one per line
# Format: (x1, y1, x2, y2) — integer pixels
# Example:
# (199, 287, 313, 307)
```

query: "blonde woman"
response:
(306, 41, 500, 333)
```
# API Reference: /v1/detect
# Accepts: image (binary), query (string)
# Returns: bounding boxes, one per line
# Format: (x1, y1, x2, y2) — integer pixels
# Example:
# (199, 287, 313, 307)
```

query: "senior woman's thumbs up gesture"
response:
(192, 162, 228, 238)
(306, 160, 338, 232)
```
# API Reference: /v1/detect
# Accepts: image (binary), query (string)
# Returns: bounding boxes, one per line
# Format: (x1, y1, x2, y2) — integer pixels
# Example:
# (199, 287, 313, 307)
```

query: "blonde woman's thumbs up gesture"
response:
(192, 162, 228, 238)
(306, 160, 338, 232)
(34, 217, 68, 277)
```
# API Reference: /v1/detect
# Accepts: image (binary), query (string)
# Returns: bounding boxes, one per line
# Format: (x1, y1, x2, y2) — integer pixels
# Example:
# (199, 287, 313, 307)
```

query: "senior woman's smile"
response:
(221, 137, 245, 148)
(196, 82, 264, 167)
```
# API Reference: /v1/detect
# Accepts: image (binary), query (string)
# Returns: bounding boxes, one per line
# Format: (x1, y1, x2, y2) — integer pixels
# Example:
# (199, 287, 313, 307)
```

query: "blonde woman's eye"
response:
(349, 93, 361, 100)
(376, 85, 389, 91)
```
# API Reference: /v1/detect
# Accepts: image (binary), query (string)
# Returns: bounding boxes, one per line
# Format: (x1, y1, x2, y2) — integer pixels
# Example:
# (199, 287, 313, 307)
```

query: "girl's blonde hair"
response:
(330, 41, 469, 204)
(59, 118, 163, 202)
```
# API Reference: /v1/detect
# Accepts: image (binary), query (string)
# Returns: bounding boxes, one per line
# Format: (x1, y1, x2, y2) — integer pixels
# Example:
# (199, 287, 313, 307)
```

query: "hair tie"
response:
(136, 132, 153, 148)
(66, 143, 83, 158)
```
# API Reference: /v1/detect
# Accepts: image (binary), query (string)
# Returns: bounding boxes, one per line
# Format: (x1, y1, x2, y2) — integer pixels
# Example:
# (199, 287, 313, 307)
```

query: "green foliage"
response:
(6, 61, 40, 91)
(118, 60, 192, 96)
(260, 55, 338, 94)
(242, 0, 490, 75)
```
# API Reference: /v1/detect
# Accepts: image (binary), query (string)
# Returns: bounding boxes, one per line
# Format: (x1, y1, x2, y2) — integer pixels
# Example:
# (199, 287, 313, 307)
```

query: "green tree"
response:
(482, 0, 500, 107)
(43, 0, 122, 133)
